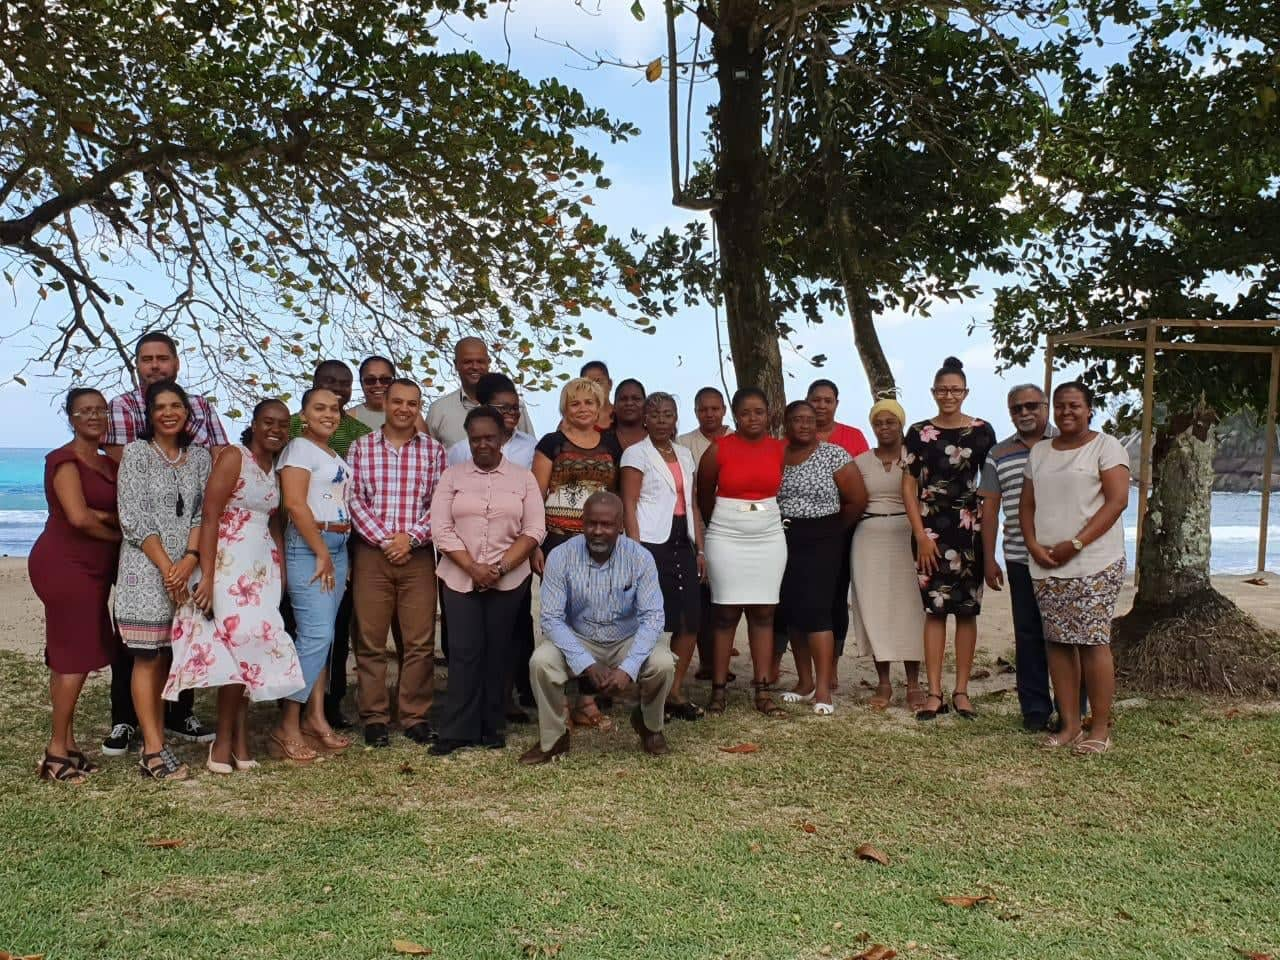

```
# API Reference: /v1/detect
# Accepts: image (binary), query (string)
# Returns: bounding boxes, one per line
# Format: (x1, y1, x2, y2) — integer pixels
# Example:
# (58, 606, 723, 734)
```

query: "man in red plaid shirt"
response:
(347, 379, 447, 747)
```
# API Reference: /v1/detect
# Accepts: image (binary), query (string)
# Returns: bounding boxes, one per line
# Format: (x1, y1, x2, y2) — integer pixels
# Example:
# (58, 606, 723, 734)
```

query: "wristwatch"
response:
(1070, 537, 1084, 552)
(408, 534, 422, 549)
(497, 559, 510, 576)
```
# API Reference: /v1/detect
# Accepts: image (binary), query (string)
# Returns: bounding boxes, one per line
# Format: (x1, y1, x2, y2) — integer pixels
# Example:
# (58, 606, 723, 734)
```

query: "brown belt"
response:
(317, 521, 352, 534)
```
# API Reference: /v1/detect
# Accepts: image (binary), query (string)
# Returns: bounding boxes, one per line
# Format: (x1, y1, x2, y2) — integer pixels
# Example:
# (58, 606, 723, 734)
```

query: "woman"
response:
(775, 401, 867, 715)
(903, 357, 996, 721)
(851, 399, 926, 710)
(1021, 381, 1129, 755)
(169, 399, 302, 773)
(697, 387, 787, 716)
(580, 360, 614, 430)
(620, 392, 705, 720)
(606, 378, 648, 450)
(30, 388, 121, 783)
(115, 380, 211, 780)
(431, 406, 546, 754)
(272, 387, 353, 763)
(532, 377, 622, 726)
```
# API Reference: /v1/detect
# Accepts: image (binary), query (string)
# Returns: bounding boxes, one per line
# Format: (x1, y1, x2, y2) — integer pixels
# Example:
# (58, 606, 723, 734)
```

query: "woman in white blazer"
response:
(620, 392, 705, 720)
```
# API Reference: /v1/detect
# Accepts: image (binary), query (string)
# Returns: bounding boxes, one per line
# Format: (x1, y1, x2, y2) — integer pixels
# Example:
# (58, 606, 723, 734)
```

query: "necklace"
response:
(151, 440, 183, 465)
(654, 440, 676, 457)
(152, 441, 187, 516)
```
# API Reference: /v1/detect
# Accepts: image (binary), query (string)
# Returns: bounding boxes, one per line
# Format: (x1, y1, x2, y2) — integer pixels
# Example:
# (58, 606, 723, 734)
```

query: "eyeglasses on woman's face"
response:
(70, 407, 109, 420)
(490, 403, 520, 415)
(932, 386, 967, 397)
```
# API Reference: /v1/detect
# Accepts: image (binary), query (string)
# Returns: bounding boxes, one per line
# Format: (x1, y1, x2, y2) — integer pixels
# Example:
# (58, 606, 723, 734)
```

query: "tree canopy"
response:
(0, 0, 645, 408)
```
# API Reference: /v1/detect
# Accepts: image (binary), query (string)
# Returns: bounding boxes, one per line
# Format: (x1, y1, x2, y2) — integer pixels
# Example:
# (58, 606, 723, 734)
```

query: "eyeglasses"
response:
(491, 403, 520, 415)
(362, 375, 394, 386)
(70, 408, 109, 419)
(932, 387, 967, 397)
(1009, 401, 1047, 414)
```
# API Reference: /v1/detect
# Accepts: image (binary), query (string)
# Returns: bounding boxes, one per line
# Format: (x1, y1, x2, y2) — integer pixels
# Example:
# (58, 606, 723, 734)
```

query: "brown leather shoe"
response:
(630, 708, 670, 757)
(518, 733, 569, 765)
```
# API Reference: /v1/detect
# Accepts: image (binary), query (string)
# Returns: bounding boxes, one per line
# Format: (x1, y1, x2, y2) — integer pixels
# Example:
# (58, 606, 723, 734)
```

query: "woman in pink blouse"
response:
(429, 406, 546, 755)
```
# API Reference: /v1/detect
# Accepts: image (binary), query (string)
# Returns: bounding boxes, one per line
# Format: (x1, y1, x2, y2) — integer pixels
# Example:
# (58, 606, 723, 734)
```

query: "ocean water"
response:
(0, 447, 1276, 572)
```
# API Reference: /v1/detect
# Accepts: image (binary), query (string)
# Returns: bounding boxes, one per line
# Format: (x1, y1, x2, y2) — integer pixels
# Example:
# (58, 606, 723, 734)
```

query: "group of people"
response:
(29, 334, 1132, 783)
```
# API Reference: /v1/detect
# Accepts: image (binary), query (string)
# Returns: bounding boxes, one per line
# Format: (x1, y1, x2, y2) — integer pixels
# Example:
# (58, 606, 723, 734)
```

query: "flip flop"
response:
(780, 690, 815, 704)
(1073, 737, 1113, 756)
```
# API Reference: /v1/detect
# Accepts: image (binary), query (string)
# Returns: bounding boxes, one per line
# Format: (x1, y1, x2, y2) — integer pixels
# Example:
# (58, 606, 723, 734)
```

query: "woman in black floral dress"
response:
(902, 357, 996, 721)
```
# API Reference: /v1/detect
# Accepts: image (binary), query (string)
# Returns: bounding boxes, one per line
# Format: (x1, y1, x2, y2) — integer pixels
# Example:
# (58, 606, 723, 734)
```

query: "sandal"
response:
(67, 749, 100, 774)
(569, 703, 615, 732)
(1040, 731, 1083, 751)
(868, 686, 893, 710)
(952, 691, 978, 720)
(813, 702, 836, 716)
(37, 751, 87, 784)
(1073, 737, 1113, 756)
(268, 732, 318, 764)
(139, 747, 190, 781)
(915, 692, 950, 721)
(905, 688, 927, 712)
(664, 699, 705, 722)
(300, 727, 351, 754)
(706, 683, 728, 716)
(752, 681, 788, 719)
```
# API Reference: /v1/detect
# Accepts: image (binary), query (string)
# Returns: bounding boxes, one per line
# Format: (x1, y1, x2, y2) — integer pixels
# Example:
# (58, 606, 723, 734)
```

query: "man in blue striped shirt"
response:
(521, 492, 675, 764)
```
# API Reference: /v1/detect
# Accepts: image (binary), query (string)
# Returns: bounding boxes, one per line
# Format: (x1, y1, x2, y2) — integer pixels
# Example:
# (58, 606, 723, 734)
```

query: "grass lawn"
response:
(1, 649, 1277, 960)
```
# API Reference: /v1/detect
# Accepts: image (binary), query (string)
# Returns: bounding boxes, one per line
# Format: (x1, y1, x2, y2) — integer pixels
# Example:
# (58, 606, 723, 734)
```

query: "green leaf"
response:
(630, 0, 645, 21)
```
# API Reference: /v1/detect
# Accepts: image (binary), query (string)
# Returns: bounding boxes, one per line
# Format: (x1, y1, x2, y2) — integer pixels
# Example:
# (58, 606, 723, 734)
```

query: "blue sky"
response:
(0, 1, 1068, 447)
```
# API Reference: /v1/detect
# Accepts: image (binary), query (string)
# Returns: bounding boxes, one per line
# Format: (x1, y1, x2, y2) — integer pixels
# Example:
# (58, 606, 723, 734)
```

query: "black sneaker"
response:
(166, 714, 216, 743)
(101, 723, 136, 757)
(1022, 714, 1052, 733)
(365, 723, 390, 748)
(325, 704, 354, 730)
(403, 722, 437, 745)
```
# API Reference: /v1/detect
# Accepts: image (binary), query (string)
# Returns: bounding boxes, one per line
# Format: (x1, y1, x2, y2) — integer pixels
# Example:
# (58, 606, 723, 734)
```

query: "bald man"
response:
(425, 337, 535, 448)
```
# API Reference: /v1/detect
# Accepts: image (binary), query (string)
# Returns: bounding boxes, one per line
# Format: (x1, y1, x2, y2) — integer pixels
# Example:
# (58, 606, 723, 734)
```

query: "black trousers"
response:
(831, 528, 854, 658)
(512, 585, 535, 706)
(438, 579, 530, 744)
(110, 646, 194, 727)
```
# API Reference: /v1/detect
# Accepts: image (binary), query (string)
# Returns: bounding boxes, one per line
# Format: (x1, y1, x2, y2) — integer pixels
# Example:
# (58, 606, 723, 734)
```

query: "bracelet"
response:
(183, 549, 200, 560)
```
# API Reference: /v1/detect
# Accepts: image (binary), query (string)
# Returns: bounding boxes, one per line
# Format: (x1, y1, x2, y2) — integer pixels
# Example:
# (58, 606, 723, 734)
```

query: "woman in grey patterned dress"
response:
(115, 381, 211, 780)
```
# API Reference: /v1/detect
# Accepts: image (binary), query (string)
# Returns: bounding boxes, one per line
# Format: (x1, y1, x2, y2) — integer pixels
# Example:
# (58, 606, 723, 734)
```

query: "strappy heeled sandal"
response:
(752, 681, 788, 718)
(267, 732, 317, 764)
(139, 747, 190, 781)
(915, 692, 950, 721)
(37, 751, 87, 784)
(67, 749, 100, 774)
(952, 691, 978, 720)
(706, 683, 728, 716)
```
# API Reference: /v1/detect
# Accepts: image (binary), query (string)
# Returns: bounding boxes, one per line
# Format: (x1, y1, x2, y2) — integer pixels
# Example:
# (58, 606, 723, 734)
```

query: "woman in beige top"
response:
(850, 399, 925, 710)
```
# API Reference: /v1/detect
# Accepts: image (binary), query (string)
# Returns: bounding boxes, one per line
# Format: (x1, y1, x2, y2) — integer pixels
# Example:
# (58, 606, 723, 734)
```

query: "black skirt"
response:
(778, 512, 845, 633)
(641, 515, 701, 634)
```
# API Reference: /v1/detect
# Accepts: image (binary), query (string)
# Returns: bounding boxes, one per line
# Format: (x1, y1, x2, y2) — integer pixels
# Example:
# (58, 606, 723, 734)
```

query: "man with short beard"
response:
(520, 492, 675, 763)
(979, 384, 1060, 731)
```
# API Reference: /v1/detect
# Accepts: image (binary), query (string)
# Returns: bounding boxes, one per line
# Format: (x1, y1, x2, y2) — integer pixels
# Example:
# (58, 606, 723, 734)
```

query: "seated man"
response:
(520, 492, 675, 764)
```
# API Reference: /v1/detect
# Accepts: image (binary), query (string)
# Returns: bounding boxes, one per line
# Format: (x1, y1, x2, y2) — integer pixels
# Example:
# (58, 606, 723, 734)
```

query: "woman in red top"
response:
(696, 387, 787, 717)
(29, 388, 122, 783)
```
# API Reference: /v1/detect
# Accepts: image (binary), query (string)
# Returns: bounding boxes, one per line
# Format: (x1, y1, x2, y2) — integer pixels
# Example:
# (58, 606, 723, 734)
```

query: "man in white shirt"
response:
(426, 337, 535, 448)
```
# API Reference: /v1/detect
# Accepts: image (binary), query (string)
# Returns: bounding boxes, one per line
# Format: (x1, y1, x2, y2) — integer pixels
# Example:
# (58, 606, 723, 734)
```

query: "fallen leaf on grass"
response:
(1115, 909, 1133, 920)
(391, 939, 432, 955)
(718, 742, 760, 754)
(748, 842, 763, 854)
(0, 953, 46, 960)
(995, 657, 1016, 674)
(854, 843, 890, 866)
(399, 762, 415, 775)
(800, 821, 817, 834)
(940, 894, 994, 908)
(1243, 577, 1267, 586)
(1176, 732, 1194, 740)
(859, 679, 873, 689)
(850, 946, 896, 960)
(970, 668, 991, 680)
(1225, 708, 1242, 719)
(144, 838, 185, 849)
(1234, 950, 1274, 960)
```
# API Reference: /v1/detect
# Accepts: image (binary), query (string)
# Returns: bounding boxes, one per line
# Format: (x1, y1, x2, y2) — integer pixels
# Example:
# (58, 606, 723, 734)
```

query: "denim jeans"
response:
(1008, 560, 1053, 722)
(285, 527, 349, 705)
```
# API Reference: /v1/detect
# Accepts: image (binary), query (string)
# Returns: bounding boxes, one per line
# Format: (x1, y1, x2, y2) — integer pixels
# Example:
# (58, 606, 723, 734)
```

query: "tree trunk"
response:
(1113, 401, 1280, 696)
(1135, 404, 1217, 606)
(713, 0, 785, 430)
(806, 51, 895, 400)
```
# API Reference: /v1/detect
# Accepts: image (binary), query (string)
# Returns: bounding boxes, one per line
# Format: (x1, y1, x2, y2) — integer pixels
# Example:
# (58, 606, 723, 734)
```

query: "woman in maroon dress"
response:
(29, 388, 122, 783)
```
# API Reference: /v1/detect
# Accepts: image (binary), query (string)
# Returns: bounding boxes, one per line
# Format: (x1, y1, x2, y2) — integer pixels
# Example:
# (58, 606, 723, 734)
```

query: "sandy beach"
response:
(4, 556, 1276, 703)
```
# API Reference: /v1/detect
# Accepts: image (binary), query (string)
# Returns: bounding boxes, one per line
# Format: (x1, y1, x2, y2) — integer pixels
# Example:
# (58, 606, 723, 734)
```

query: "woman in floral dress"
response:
(168, 400, 303, 773)
(903, 357, 996, 722)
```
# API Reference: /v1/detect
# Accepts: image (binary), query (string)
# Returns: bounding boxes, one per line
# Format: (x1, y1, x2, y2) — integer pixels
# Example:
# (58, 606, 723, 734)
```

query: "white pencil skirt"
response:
(704, 497, 787, 605)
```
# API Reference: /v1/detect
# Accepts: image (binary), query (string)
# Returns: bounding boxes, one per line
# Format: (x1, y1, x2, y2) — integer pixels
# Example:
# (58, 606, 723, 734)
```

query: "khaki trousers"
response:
(529, 632, 675, 750)
(352, 541, 437, 727)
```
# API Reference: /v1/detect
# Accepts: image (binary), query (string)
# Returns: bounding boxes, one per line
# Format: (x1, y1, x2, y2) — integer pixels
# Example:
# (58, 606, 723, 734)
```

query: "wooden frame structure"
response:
(1043, 318, 1280, 578)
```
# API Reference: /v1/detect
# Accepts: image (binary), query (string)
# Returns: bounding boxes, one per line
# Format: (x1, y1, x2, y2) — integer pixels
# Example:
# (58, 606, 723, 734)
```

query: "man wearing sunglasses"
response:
(978, 384, 1059, 732)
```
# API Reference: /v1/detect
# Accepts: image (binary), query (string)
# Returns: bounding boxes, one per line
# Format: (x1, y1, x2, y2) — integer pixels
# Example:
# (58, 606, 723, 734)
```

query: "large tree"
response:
(989, 0, 1280, 693)
(0, 0, 646, 409)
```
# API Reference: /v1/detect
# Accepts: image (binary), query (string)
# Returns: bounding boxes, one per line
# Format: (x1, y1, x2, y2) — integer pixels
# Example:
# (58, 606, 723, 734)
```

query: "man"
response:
(348, 355, 396, 430)
(288, 359, 372, 459)
(445, 372, 538, 718)
(446, 373, 537, 469)
(347, 379, 447, 747)
(101, 331, 227, 755)
(426, 337, 535, 448)
(979, 384, 1060, 732)
(520, 492, 675, 764)
(288, 359, 373, 726)
(677, 386, 732, 680)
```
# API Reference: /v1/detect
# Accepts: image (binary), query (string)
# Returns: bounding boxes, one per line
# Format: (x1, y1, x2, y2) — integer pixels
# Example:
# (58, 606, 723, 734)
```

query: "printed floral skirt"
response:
(1032, 558, 1126, 646)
